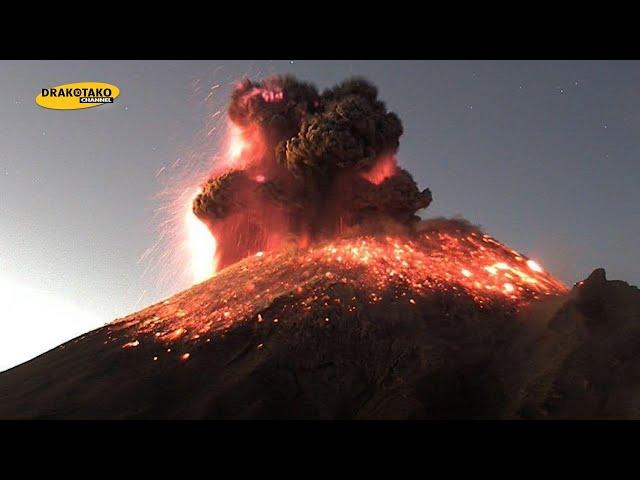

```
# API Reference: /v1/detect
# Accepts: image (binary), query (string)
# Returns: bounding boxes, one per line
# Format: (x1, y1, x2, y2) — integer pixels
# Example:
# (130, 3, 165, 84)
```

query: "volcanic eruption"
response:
(192, 76, 432, 271)
(1, 75, 638, 420)
(189, 75, 564, 306)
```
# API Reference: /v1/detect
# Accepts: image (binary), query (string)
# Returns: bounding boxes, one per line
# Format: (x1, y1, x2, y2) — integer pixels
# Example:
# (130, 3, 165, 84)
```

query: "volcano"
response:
(1, 221, 639, 419)
(3, 75, 637, 420)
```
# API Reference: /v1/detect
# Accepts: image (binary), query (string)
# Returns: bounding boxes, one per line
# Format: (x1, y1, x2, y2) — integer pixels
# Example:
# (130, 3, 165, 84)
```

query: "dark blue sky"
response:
(1, 61, 638, 360)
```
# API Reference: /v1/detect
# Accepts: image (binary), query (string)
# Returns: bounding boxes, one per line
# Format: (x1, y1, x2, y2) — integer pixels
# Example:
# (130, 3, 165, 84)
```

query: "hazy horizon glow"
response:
(0, 275, 101, 371)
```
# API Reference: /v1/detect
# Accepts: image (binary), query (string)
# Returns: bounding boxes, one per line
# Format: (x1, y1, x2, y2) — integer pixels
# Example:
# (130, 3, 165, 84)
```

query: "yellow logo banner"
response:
(36, 82, 120, 110)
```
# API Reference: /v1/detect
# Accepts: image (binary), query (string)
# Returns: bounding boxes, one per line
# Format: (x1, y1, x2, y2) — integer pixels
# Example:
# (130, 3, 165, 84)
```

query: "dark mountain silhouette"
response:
(1, 228, 638, 419)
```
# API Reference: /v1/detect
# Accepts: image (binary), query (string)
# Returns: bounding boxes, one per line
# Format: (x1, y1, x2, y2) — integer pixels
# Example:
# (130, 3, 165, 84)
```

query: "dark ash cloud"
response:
(193, 75, 432, 270)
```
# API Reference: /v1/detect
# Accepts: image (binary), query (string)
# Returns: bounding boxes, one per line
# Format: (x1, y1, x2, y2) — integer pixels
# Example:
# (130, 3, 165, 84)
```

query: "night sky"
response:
(1, 60, 638, 370)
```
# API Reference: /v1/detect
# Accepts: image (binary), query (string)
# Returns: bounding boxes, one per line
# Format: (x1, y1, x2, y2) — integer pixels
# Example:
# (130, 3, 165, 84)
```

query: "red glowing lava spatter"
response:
(114, 229, 567, 352)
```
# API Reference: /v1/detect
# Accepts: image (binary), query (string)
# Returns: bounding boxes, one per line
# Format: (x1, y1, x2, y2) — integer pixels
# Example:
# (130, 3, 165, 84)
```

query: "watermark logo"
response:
(36, 82, 120, 110)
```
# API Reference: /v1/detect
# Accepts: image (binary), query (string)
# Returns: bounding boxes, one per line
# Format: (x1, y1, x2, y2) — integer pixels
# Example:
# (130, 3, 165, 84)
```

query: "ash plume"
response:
(193, 75, 432, 270)
(417, 217, 485, 236)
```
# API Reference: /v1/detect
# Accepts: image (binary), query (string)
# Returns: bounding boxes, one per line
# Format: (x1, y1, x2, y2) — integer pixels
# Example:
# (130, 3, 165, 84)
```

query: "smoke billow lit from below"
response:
(176, 75, 565, 303)
(185, 189, 216, 283)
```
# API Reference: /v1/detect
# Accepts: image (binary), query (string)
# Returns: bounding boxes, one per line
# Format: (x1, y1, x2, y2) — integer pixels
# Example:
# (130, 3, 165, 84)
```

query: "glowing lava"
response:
(114, 227, 567, 350)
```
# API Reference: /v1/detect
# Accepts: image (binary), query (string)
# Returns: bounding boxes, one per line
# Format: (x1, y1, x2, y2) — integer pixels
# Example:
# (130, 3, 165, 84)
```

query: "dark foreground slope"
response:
(0, 238, 638, 418)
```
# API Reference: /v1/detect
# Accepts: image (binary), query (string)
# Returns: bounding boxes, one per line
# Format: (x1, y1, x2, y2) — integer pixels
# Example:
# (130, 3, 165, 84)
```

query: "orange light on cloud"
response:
(185, 189, 217, 283)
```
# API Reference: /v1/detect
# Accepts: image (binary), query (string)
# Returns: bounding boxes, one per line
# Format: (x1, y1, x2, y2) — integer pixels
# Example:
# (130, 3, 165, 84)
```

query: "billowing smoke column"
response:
(193, 76, 432, 271)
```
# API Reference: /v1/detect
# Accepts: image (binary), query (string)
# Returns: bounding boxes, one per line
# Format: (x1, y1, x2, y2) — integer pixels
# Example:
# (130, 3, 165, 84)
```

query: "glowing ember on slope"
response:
(309, 232, 566, 304)
(112, 229, 567, 349)
(527, 259, 543, 272)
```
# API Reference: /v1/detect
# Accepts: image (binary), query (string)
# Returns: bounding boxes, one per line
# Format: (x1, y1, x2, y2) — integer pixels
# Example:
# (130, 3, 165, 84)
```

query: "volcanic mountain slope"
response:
(1, 226, 639, 419)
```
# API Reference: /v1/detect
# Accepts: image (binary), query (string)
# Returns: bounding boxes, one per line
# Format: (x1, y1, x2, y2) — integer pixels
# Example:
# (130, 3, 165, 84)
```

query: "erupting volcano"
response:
(116, 223, 567, 346)
(191, 76, 431, 271)
(1, 76, 639, 420)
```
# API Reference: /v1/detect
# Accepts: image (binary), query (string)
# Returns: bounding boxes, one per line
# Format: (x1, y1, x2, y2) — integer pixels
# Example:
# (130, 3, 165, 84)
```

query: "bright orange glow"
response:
(361, 156, 397, 185)
(114, 229, 567, 350)
(185, 189, 216, 283)
(216, 121, 266, 171)
(122, 339, 139, 349)
(527, 259, 543, 272)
